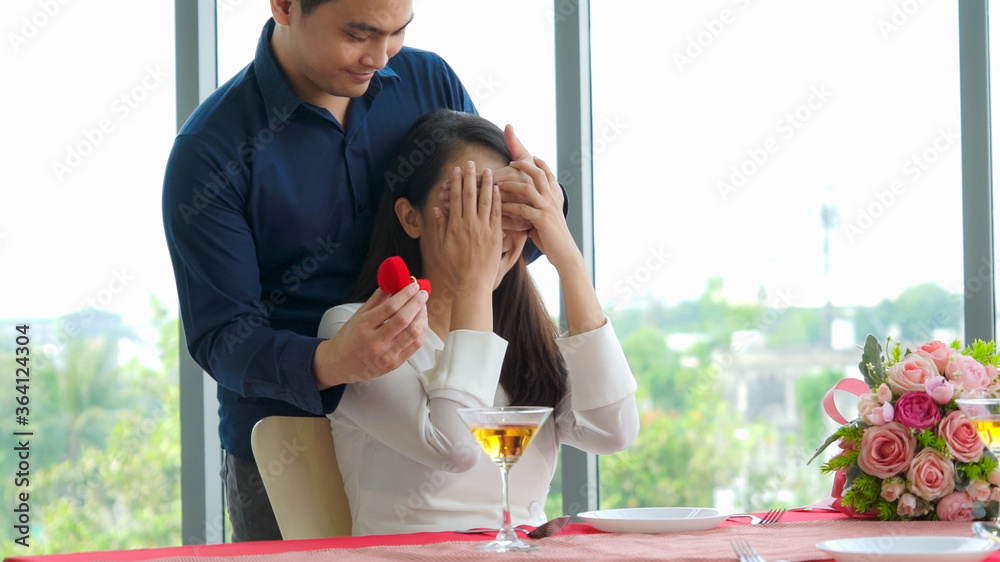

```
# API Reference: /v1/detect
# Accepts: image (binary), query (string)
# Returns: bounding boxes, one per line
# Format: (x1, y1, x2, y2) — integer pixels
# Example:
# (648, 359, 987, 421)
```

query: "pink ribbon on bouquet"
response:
(822, 378, 870, 425)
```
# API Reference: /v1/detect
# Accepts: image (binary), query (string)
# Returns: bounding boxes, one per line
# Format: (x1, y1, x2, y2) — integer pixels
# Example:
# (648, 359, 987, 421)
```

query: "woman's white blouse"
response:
(319, 303, 639, 536)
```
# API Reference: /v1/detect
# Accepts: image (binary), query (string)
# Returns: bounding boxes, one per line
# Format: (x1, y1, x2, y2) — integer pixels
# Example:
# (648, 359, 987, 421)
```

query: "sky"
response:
(1, 0, 991, 335)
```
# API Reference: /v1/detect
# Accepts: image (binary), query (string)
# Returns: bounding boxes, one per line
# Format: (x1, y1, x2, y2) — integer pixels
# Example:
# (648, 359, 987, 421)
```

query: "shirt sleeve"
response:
(319, 306, 507, 472)
(163, 134, 338, 415)
(553, 319, 640, 454)
(436, 55, 477, 115)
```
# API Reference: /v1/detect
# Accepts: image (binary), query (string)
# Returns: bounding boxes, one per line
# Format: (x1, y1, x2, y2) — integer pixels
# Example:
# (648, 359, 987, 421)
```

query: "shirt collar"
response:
(254, 19, 401, 117)
(253, 19, 305, 119)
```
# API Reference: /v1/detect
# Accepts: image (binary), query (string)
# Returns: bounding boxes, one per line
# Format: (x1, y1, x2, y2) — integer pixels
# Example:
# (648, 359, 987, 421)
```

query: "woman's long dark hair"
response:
(350, 109, 567, 408)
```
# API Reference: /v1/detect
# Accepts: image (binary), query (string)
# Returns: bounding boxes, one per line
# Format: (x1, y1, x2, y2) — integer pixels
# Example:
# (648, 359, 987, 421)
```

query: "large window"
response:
(591, 0, 963, 511)
(2, 0, 181, 553)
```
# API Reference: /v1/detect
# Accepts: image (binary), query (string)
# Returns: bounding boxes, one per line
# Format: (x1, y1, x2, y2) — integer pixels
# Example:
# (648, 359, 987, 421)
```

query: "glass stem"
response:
(497, 463, 516, 541)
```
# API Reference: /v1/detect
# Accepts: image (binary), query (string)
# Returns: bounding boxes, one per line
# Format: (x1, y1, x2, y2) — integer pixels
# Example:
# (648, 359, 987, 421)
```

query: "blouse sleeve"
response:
(553, 318, 640, 454)
(318, 306, 507, 473)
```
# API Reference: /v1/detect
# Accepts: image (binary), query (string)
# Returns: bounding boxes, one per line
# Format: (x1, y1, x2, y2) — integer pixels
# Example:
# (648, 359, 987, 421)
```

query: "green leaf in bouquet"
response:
(842, 471, 880, 514)
(888, 341, 903, 366)
(916, 429, 949, 455)
(973, 501, 987, 521)
(981, 500, 1000, 521)
(809, 420, 866, 465)
(876, 499, 899, 521)
(842, 464, 862, 495)
(810, 431, 844, 466)
(964, 339, 1000, 366)
(956, 466, 972, 491)
(958, 449, 999, 482)
(859, 334, 886, 388)
(820, 450, 859, 473)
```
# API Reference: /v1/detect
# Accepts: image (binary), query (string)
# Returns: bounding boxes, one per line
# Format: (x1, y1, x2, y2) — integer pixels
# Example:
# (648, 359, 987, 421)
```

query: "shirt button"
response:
(528, 501, 542, 518)
(356, 204, 366, 213)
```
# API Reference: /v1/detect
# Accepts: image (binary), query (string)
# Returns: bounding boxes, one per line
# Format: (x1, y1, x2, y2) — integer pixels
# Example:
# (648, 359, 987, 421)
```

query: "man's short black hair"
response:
(300, 0, 336, 16)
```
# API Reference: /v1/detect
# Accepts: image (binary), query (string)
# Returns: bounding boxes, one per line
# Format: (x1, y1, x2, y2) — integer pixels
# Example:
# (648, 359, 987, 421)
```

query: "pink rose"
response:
(897, 493, 920, 517)
(877, 383, 893, 403)
(946, 355, 992, 392)
(867, 402, 894, 426)
(894, 392, 941, 430)
(925, 376, 955, 404)
(859, 391, 894, 425)
(857, 393, 880, 421)
(881, 477, 907, 502)
(857, 422, 916, 479)
(966, 479, 992, 502)
(937, 410, 984, 463)
(886, 354, 939, 394)
(916, 341, 952, 372)
(907, 448, 956, 501)
(936, 491, 975, 521)
(989, 469, 1000, 487)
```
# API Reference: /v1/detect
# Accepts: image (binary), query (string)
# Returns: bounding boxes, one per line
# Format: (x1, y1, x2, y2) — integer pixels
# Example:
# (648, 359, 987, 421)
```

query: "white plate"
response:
(816, 536, 999, 562)
(577, 507, 728, 533)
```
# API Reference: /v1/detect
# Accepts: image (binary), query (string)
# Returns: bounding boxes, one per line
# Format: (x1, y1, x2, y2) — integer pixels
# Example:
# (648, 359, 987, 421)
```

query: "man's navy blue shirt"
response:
(162, 20, 475, 459)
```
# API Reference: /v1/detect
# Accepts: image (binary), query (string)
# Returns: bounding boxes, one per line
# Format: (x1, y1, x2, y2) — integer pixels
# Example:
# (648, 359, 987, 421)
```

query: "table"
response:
(6, 510, 1000, 561)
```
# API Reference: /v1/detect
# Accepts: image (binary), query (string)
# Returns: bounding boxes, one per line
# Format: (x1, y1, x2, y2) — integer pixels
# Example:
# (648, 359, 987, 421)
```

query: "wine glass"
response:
(455, 406, 553, 552)
(956, 398, 1000, 527)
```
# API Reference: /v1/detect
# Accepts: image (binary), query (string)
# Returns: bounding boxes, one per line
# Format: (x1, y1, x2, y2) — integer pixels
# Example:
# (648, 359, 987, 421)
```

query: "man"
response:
(162, 0, 540, 541)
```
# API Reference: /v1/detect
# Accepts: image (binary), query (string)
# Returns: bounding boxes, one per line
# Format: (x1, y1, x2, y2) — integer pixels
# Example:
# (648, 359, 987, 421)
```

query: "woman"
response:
(319, 110, 638, 536)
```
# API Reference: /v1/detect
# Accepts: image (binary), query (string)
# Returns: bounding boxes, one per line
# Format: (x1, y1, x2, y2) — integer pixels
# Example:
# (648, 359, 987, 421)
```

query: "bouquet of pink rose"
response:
(811, 334, 1000, 521)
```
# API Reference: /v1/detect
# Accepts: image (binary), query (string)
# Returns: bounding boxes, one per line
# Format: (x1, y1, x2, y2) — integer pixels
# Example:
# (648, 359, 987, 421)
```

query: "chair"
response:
(250, 416, 353, 539)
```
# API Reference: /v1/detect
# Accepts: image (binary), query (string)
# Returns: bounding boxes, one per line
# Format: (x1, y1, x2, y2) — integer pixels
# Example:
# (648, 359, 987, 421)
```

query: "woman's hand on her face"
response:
(434, 160, 504, 292)
(497, 156, 580, 270)
(437, 165, 533, 232)
(438, 125, 538, 232)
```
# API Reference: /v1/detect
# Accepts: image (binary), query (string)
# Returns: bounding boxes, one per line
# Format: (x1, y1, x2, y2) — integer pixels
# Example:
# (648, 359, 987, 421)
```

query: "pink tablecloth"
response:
(6, 510, 1000, 562)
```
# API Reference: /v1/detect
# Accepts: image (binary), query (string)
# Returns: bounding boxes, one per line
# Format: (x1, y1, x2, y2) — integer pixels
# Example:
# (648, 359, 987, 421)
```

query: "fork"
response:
(729, 508, 786, 525)
(756, 508, 786, 525)
(731, 540, 767, 562)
